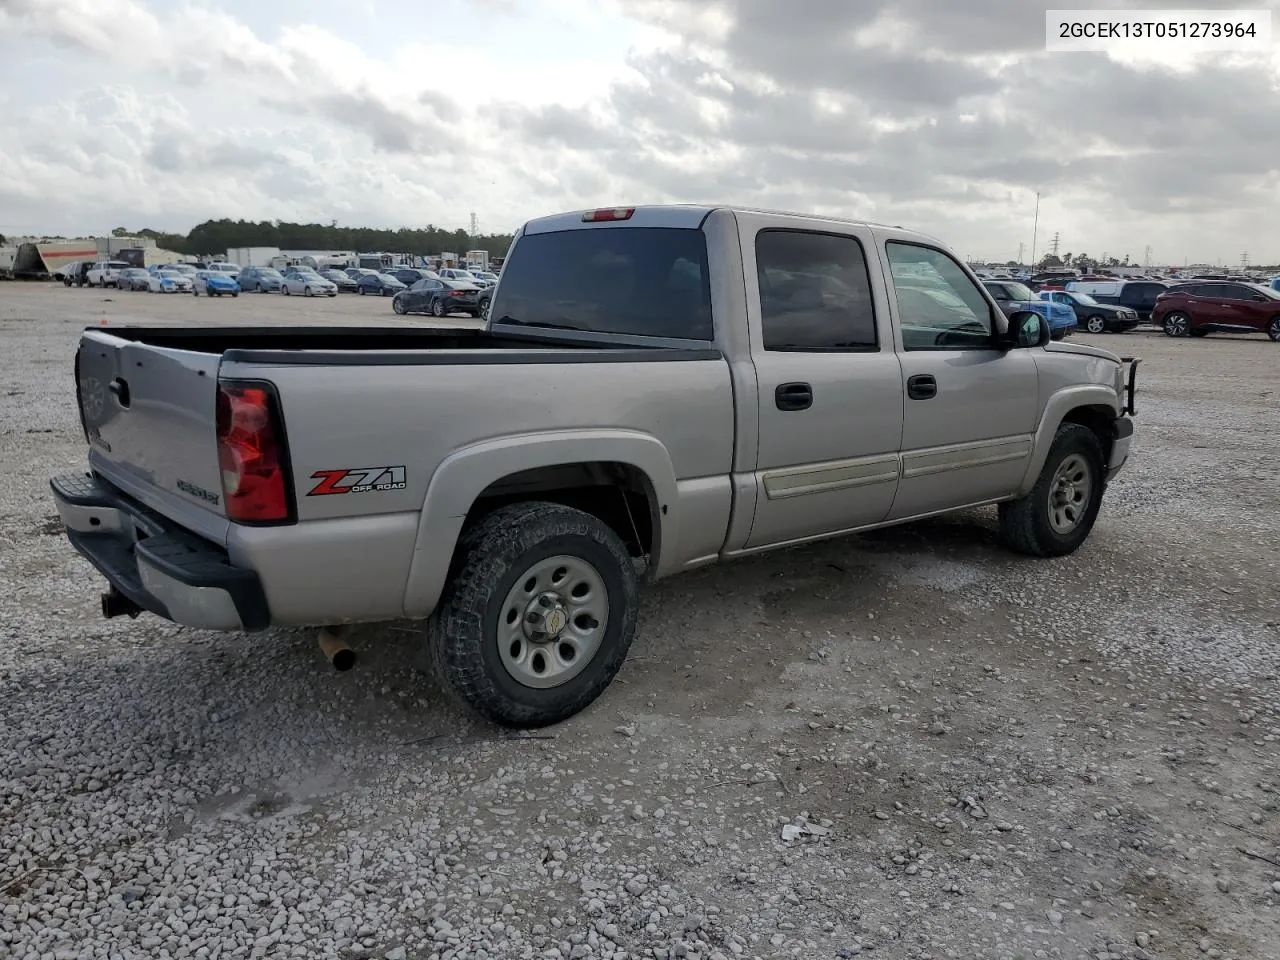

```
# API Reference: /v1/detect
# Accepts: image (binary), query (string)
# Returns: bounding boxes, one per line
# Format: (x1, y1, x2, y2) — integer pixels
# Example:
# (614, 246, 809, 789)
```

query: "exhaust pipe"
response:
(317, 626, 355, 671)
(101, 588, 141, 620)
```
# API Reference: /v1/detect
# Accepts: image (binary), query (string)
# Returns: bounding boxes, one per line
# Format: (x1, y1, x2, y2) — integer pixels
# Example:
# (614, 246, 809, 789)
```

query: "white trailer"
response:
(227, 246, 281, 267)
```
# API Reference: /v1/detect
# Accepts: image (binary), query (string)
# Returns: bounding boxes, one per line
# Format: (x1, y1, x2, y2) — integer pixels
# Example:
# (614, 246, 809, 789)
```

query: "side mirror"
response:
(1003, 310, 1051, 349)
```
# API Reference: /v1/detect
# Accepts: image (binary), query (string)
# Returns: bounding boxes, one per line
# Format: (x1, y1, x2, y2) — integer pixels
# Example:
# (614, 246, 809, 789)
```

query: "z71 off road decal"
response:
(308, 466, 407, 496)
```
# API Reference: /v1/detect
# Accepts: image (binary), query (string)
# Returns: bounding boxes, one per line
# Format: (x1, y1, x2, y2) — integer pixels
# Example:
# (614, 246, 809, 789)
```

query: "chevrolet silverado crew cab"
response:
(51, 205, 1139, 727)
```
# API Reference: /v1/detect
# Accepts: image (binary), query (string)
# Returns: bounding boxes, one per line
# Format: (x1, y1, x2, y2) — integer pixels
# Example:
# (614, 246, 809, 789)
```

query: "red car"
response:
(1151, 280, 1280, 341)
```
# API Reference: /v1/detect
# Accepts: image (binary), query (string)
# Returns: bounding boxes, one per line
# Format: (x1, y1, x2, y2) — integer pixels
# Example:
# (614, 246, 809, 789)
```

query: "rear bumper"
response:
(50, 473, 270, 631)
(1107, 416, 1135, 481)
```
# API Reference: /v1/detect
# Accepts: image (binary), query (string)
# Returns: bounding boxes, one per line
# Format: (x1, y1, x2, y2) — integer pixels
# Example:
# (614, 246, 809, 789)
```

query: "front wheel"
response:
(427, 502, 639, 728)
(1163, 312, 1191, 337)
(1085, 315, 1107, 334)
(998, 422, 1105, 558)
(304, 286, 314, 297)
(392, 297, 407, 315)
(231, 291, 238, 297)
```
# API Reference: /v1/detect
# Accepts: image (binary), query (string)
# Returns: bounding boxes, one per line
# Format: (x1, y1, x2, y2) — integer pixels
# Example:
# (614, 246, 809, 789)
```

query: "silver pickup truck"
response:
(52, 205, 1139, 727)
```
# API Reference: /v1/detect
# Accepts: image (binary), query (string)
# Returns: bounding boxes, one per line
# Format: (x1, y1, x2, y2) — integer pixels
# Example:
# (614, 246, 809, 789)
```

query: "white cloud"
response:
(0, 0, 1278, 264)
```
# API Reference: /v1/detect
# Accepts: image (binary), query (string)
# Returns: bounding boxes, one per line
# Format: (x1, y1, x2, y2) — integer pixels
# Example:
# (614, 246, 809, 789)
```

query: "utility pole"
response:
(1030, 192, 1040, 269)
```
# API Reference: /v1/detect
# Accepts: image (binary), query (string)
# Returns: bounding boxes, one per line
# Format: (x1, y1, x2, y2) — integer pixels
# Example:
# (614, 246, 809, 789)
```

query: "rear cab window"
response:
(490, 227, 713, 340)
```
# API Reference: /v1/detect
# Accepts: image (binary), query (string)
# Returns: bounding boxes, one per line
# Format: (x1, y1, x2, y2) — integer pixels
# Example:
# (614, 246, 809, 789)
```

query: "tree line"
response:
(109, 220, 514, 259)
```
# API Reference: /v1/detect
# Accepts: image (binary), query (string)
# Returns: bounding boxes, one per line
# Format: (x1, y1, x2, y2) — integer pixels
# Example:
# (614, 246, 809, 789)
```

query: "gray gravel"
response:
(2, 285, 1278, 959)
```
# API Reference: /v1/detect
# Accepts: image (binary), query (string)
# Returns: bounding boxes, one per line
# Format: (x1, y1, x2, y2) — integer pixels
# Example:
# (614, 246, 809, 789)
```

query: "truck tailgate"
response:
(77, 330, 228, 536)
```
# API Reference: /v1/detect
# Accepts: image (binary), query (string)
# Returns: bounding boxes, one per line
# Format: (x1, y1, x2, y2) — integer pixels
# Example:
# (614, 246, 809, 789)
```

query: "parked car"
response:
(388, 267, 437, 287)
(392, 277, 482, 317)
(356, 272, 406, 296)
(87, 261, 131, 288)
(147, 268, 194, 294)
(439, 267, 480, 284)
(321, 269, 360, 292)
(1068, 280, 1169, 323)
(50, 203, 1139, 729)
(471, 271, 499, 287)
(117, 268, 153, 291)
(280, 269, 338, 297)
(206, 262, 241, 281)
(345, 267, 379, 280)
(1039, 290, 1140, 333)
(983, 280, 1076, 340)
(477, 286, 495, 320)
(239, 266, 286, 293)
(1150, 280, 1280, 340)
(1269, 276, 1280, 293)
(193, 270, 240, 297)
(64, 262, 93, 287)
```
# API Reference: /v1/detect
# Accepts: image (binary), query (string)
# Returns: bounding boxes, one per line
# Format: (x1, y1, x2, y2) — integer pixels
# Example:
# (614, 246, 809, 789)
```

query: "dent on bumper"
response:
(50, 473, 270, 631)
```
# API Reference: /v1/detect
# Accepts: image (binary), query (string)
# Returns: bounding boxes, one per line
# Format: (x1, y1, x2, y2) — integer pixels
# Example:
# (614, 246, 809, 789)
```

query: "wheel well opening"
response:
(1061, 405, 1116, 460)
(465, 462, 657, 562)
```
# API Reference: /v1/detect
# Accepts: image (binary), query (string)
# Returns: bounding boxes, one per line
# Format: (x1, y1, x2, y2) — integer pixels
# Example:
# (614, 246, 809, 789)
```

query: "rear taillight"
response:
(582, 207, 635, 222)
(216, 380, 294, 524)
(449, 290, 466, 296)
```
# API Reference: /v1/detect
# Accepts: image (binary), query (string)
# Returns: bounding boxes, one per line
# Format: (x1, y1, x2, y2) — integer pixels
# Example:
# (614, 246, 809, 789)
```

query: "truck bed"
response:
(98, 325, 722, 365)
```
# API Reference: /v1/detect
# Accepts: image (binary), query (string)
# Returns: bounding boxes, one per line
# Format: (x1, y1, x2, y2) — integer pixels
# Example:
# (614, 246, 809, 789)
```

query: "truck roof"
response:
(520, 203, 932, 243)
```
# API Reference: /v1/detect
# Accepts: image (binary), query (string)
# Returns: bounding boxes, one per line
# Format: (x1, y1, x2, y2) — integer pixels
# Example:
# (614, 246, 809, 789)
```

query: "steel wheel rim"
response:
(1087, 317, 1105, 333)
(1047, 453, 1092, 534)
(498, 554, 609, 689)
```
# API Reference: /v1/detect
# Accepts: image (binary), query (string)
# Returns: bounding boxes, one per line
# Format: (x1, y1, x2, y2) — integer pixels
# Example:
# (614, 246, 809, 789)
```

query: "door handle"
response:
(774, 382, 813, 411)
(906, 374, 937, 400)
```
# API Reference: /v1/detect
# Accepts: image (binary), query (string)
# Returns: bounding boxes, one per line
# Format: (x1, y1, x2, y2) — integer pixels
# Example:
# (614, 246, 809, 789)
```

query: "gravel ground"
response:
(1, 283, 1278, 960)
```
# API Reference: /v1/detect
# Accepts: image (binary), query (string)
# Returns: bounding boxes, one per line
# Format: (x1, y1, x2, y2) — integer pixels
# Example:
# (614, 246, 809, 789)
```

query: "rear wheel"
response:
(1268, 316, 1280, 342)
(431, 299, 445, 317)
(427, 502, 639, 728)
(998, 422, 1105, 558)
(1163, 312, 1191, 337)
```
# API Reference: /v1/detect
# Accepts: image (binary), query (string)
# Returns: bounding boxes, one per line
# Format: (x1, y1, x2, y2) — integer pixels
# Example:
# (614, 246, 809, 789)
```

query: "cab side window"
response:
(886, 242, 994, 351)
(755, 230, 878, 351)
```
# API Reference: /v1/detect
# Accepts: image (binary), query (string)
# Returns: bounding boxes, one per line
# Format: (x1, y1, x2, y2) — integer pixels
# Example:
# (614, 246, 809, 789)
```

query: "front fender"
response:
(1016, 386, 1120, 495)
(402, 429, 679, 618)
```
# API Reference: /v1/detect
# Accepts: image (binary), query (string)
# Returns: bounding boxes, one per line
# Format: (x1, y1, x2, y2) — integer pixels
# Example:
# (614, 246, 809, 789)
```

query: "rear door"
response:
(737, 213, 904, 548)
(877, 234, 1039, 521)
(77, 331, 229, 540)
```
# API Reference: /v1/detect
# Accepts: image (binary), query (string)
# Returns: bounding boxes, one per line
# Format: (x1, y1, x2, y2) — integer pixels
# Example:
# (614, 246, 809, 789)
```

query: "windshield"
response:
(492, 227, 713, 339)
(260, 268, 282, 279)
(1004, 282, 1036, 300)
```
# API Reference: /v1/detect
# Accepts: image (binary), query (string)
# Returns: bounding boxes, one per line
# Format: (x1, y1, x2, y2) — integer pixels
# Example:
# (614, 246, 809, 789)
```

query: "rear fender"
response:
(403, 429, 678, 618)
(1017, 387, 1120, 495)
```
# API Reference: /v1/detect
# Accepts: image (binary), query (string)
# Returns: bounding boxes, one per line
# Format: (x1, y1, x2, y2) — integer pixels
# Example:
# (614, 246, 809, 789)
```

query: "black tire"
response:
(359, 287, 365, 295)
(431, 298, 445, 317)
(1163, 312, 1191, 337)
(1268, 316, 1280, 342)
(392, 297, 406, 315)
(997, 422, 1105, 558)
(232, 291, 238, 297)
(427, 502, 639, 728)
(1085, 315, 1107, 334)
(479, 298, 491, 320)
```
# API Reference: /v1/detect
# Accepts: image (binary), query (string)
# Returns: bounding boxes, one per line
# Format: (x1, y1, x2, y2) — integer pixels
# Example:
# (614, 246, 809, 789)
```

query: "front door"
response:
(878, 236, 1039, 521)
(740, 215, 905, 549)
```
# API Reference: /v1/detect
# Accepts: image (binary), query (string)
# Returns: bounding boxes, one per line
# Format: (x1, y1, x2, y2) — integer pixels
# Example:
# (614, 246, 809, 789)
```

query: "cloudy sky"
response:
(1, 0, 1277, 264)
